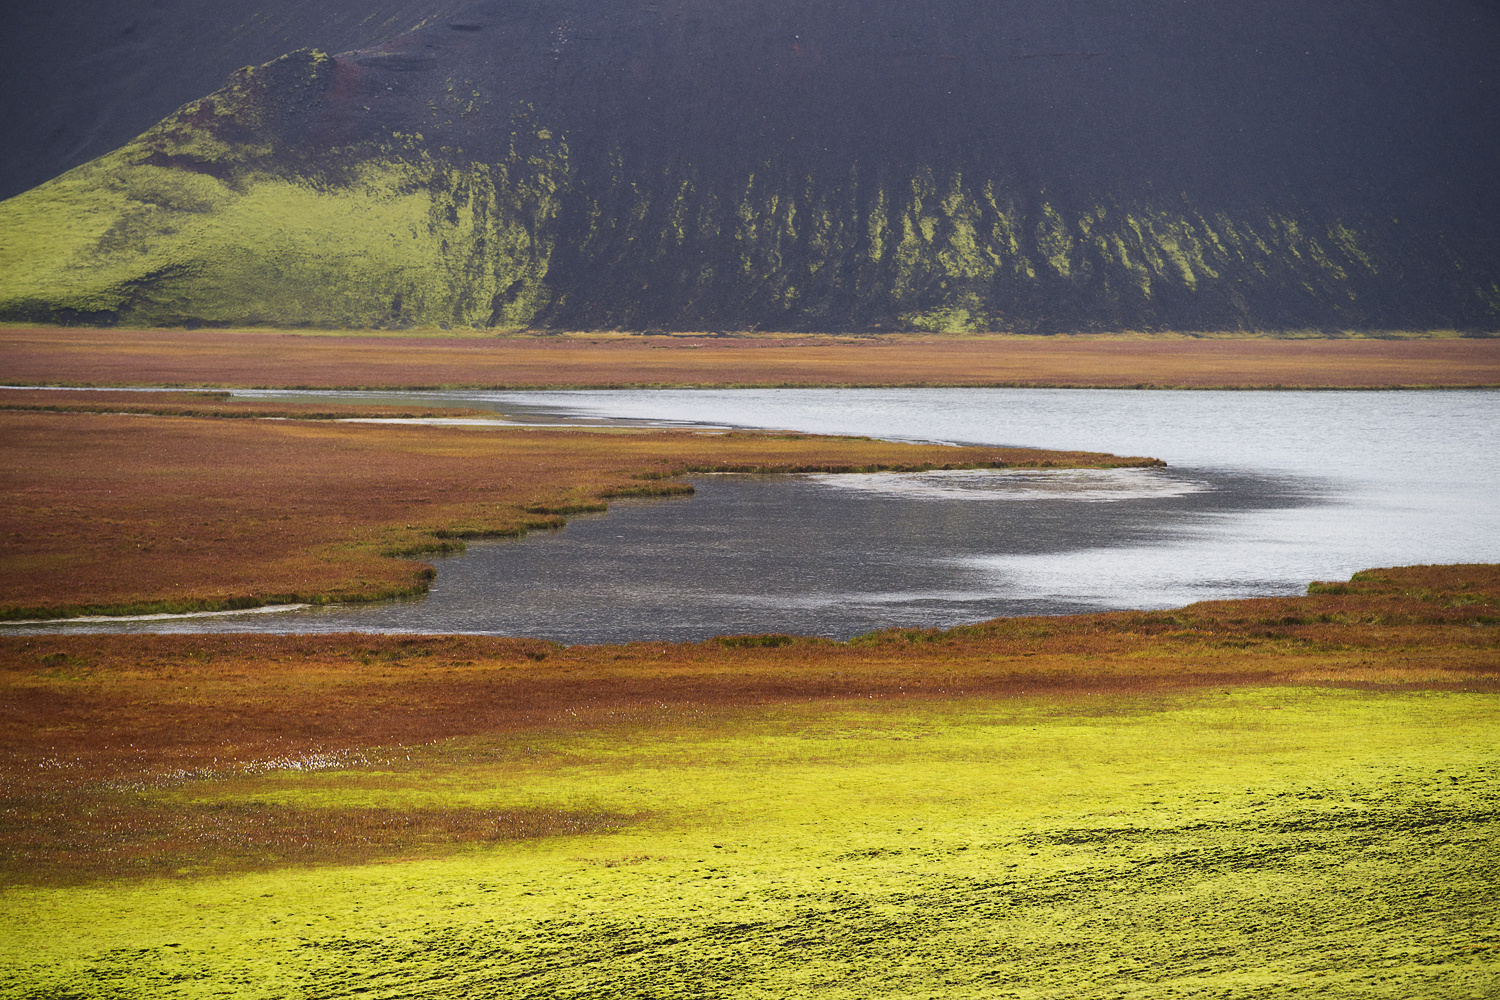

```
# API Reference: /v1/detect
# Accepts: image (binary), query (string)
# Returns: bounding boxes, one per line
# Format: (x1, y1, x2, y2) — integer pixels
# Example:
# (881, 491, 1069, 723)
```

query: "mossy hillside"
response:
(0, 145, 1397, 333)
(562, 165, 1398, 332)
(2, 687, 1494, 998)
(0, 73, 570, 330)
(0, 158, 565, 330)
(2, 22, 1494, 333)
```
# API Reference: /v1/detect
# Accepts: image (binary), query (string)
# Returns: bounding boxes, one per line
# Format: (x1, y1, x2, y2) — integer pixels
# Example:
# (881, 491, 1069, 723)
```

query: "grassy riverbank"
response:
(3, 327, 1498, 389)
(0, 408, 1157, 620)
(1, 565, 1495, 997)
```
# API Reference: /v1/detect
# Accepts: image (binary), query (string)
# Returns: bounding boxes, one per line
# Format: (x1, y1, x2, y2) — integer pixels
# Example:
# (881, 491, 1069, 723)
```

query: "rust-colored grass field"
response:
(1, 564, 1495, 883)
(0, 409, 1154, 619)
(3, 327, 1498, 388)
(0, 388, 497, 420)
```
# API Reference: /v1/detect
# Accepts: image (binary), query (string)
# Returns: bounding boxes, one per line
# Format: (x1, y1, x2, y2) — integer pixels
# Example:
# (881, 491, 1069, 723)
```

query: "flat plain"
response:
(3, 327, 1499, 388)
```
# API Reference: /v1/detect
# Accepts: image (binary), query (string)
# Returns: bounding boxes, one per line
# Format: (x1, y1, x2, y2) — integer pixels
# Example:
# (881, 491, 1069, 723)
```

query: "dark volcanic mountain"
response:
(1, 0, 1497, 332)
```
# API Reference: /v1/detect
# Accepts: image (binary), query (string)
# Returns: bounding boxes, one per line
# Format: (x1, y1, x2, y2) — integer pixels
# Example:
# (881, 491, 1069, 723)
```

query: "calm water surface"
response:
(9, 388, 1496, 642)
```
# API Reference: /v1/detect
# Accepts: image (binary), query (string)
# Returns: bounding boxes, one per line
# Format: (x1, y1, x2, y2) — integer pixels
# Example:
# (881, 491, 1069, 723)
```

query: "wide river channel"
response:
(9, 388, 1497, 642)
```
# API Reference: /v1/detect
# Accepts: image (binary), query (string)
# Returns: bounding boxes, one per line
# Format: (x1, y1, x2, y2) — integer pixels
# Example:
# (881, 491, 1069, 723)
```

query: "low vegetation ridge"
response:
(0, 388, 499, 421)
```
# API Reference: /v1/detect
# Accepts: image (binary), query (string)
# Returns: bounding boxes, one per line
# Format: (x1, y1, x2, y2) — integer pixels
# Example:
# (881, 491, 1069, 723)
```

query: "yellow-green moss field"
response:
(3, 685, 1496, 998)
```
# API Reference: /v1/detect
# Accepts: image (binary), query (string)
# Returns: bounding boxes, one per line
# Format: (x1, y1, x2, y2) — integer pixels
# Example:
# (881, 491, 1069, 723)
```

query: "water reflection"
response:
(807, 466, 1215, 502)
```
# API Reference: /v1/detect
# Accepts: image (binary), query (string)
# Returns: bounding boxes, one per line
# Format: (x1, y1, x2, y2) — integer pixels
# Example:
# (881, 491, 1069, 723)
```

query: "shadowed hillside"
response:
(1, 0, 1496, 332)
(0, 1, 472, 203)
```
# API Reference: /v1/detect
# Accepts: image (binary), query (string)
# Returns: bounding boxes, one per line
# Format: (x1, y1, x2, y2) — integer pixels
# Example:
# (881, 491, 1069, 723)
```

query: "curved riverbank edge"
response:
(0, 410, 1160, 623)
(0, 456, 1161, 624)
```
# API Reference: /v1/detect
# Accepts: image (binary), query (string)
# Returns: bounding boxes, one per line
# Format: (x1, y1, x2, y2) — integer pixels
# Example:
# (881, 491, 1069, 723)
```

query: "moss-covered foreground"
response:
(3, 566, 1494, 995)
(1, 686, 1494, 998)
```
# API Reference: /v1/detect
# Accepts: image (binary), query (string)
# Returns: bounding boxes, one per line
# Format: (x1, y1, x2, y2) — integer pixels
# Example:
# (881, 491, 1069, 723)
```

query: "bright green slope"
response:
(0, 152, 564, 330)
(2, 686, 1496, 998)
(0, 60, 569, 331)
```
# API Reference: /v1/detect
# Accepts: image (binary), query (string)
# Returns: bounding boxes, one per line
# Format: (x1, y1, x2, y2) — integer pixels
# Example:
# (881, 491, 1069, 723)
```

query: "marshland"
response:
(0, 338, 1496, 996)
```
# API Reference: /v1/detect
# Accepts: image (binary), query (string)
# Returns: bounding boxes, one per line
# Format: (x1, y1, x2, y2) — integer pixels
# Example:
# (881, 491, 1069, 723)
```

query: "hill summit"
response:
(1, 0, 1497, 332)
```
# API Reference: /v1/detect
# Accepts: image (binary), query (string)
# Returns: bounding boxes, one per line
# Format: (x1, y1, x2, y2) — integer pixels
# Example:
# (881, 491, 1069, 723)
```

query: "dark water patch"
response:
(7, 466, 1316, 643)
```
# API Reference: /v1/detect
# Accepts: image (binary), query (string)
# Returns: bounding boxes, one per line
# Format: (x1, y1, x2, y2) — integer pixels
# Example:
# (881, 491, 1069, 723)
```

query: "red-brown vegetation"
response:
(0, 798, 638, 884)
(3, 328, 1498, 388)
(3, 563, 1494, 791)
(0, 388, 498, 420)
(0, 564, 1494, 881)
(0, 410, 1152, 618)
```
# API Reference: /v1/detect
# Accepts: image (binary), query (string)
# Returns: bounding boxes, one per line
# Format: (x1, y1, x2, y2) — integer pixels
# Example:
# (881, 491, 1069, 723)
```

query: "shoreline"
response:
(9, 381, 1499, 392)
(0, 410, 1156, 623)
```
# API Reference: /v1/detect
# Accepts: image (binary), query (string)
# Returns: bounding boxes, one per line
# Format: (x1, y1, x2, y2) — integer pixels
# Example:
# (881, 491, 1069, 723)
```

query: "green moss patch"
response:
(2, 686, 1494, 997)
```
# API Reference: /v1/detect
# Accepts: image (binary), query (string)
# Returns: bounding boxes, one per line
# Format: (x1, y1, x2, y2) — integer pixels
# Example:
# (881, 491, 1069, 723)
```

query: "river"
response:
(7, 387, 1496, 642)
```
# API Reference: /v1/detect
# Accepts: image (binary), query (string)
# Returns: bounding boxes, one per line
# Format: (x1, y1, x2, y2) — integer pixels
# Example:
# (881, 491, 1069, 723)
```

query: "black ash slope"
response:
(3, 0, 1498, 331)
